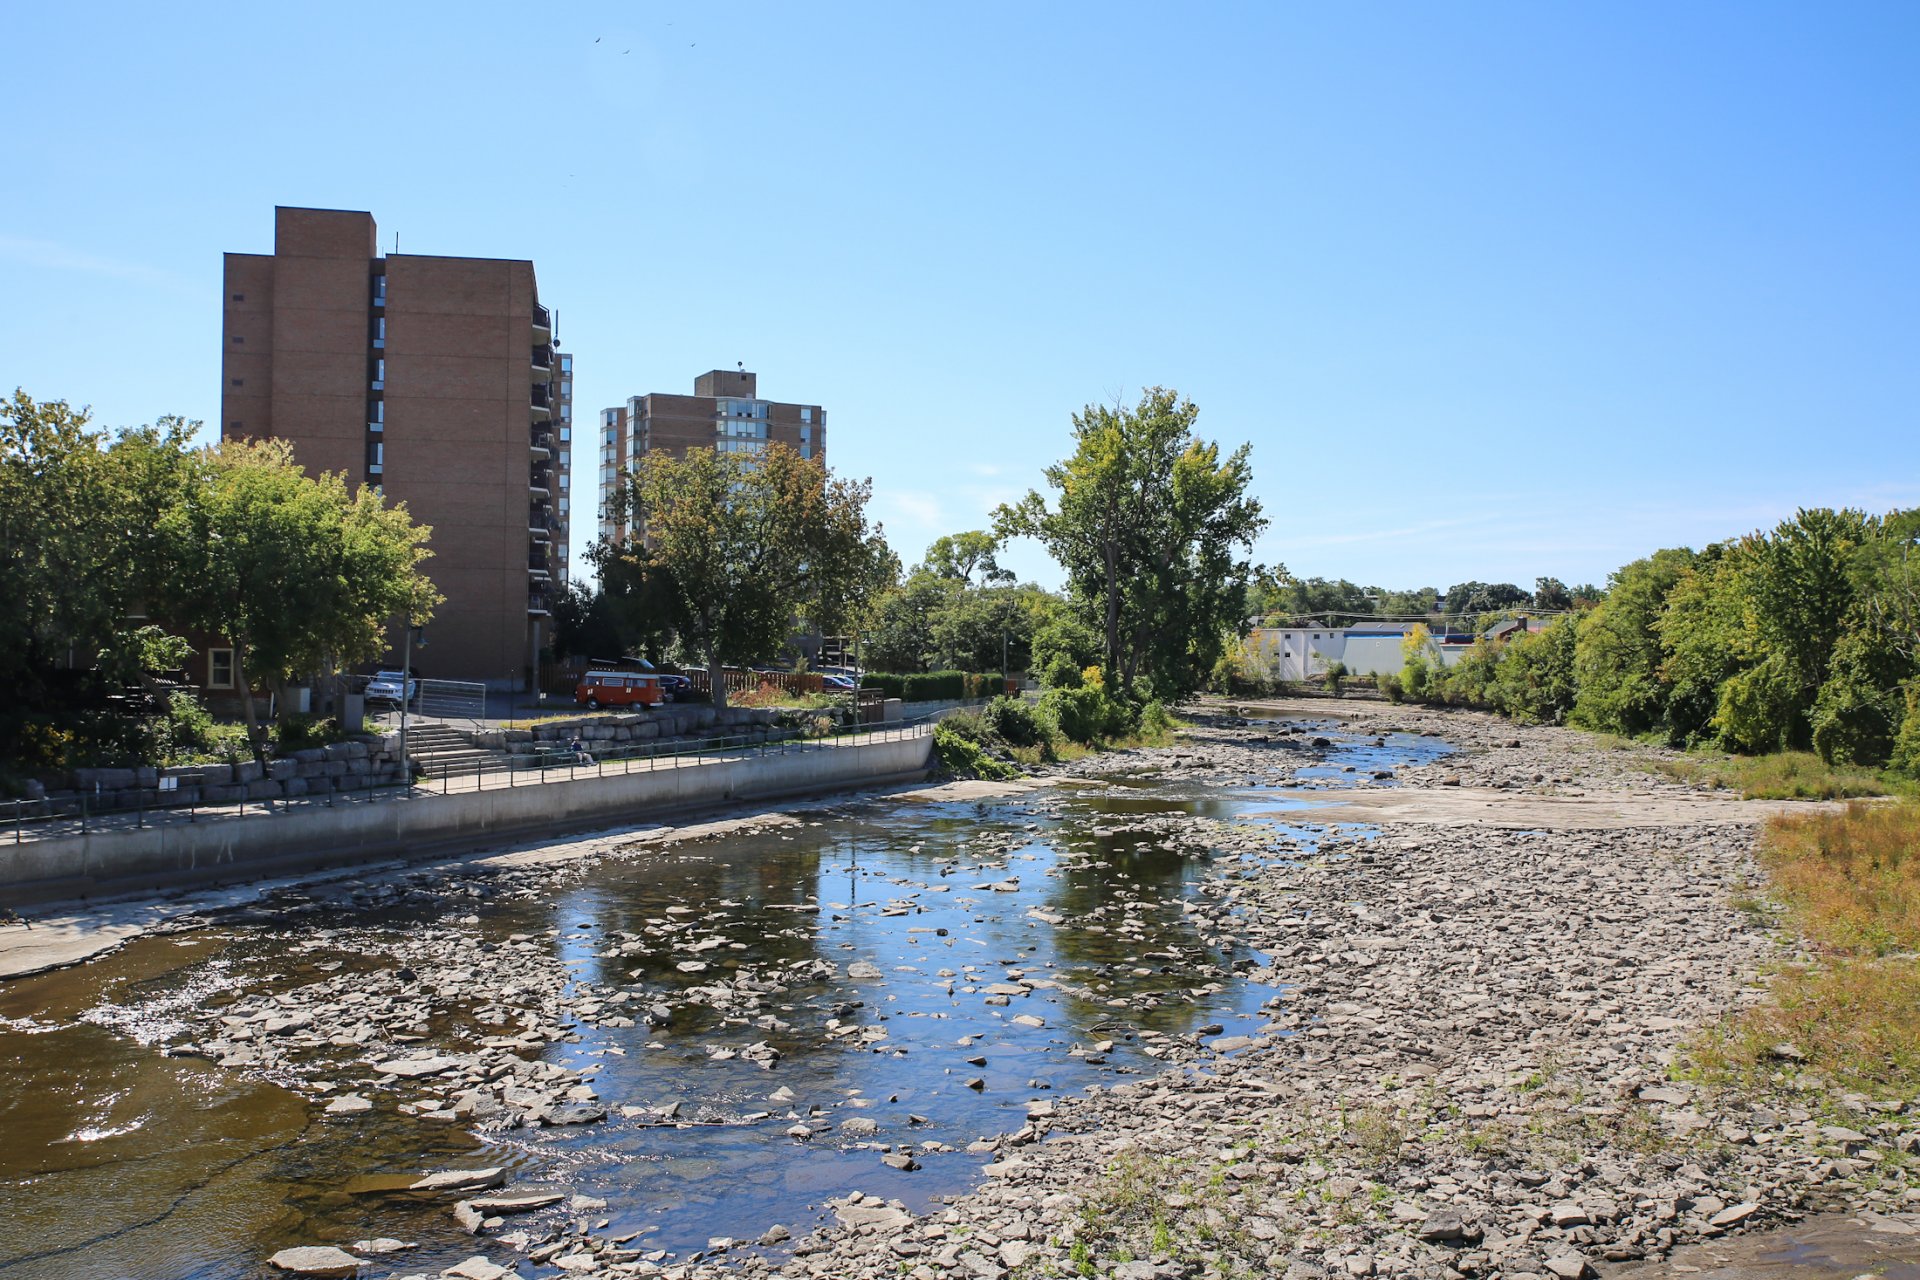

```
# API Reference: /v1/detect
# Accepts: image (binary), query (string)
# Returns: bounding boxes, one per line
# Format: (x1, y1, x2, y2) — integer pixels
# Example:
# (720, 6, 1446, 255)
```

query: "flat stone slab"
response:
(407, 1167, 506, 1194)
(373, 1055, 461, 1078)
(468, 1192, 565, 1213)
(1599, 1210, 1920, 1278)
(267, 1246, 365, 1275)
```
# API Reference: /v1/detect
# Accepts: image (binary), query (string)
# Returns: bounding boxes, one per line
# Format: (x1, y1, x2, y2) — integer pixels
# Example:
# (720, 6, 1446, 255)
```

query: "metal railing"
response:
(0, 718, 935, 845)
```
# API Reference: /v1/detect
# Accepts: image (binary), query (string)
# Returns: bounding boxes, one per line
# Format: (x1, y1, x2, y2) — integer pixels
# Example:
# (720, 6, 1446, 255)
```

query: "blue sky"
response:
(5, 1, 1915, 593)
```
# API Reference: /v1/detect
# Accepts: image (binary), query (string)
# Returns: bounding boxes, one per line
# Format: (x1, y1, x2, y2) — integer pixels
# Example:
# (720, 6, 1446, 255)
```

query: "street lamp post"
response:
(398, 621, 423, 785)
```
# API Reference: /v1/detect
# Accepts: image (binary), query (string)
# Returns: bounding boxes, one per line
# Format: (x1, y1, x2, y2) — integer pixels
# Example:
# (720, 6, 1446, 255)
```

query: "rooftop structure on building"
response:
(597, 369, 823, 544)
(221, 206, 570, 689)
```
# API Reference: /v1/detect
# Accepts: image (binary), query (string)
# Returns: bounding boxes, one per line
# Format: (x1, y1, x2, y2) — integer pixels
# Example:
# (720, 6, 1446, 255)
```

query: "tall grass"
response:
(1688, 800, 1920, 1096)
(1761, 801, 1919, 955)
(1651, 750, 1893, 800)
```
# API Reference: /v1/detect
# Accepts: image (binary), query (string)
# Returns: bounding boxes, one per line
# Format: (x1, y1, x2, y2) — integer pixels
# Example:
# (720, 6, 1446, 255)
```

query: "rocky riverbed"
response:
(657, 700, 1919, 1280)
(2, 700, 1913, 1280)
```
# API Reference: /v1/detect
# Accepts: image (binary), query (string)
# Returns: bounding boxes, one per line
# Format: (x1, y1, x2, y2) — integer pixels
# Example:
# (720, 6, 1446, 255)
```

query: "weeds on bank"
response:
(1760, 800, 1920, 953)
(1649, 750, 1896, 800)
(1685, 799, 1920, 1098)
(1063, 1148, 1264, 1279)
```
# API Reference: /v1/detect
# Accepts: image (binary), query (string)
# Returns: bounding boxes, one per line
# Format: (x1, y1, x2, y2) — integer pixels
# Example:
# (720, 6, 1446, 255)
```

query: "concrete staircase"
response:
(398, 723, 504, 775)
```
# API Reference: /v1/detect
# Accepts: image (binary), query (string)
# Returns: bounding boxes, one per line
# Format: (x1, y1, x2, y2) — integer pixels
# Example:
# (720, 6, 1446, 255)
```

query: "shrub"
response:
(932, 720, 1017, 780)
(155, 691, 216, 758)
(1489, 617, 1578, 725)
(1324, 661, 1348, 697)
(903, 671, 966, 702)
(1401, 655, 1431, 700)
(981, 695, 1050, 748)
(1040, 653, 1084, 689)
(864, 673, 907, 700)
(275, 713, 344, 752)
(1714, 654, 1798, 754)
(1376, 671, 1404, 703)
(1891, 683, 1920, 779)
(1137, 699, 1176, 737)
(1042, 684, 1135, 744)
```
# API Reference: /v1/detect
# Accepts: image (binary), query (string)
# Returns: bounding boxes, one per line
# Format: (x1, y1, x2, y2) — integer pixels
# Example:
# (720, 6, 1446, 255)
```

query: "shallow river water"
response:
(0, 721, 1449, 1280)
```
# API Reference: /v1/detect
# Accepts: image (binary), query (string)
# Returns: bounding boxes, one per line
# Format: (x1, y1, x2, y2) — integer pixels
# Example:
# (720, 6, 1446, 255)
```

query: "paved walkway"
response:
(0, 724, 930, 847)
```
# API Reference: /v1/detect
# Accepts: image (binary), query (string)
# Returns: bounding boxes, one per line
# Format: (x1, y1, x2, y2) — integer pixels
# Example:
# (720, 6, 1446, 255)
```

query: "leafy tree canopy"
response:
(609, 443, 895, 707)
(996, 387, 1265, 698)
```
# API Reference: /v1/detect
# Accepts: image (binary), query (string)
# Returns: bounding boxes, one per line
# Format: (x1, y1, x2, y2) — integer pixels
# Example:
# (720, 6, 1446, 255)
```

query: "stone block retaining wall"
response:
(476, 707, 789, 755)
(57, 737, 407, 812)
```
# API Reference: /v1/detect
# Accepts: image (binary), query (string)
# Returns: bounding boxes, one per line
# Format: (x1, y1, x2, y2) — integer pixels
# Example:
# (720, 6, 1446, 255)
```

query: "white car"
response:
(365, 670, 419, 708)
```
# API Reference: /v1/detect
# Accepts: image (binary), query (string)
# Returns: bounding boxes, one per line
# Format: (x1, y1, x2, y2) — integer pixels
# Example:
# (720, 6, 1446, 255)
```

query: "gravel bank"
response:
(648, 702, 1918, 1280)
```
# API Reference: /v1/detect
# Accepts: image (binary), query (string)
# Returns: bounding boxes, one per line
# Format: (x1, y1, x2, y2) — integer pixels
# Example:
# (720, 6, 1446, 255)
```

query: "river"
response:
(0, 719, 1450, 1279)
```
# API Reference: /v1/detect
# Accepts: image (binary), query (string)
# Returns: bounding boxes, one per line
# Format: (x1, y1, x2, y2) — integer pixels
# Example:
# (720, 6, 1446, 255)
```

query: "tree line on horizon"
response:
(1370, 507, 1920, 774)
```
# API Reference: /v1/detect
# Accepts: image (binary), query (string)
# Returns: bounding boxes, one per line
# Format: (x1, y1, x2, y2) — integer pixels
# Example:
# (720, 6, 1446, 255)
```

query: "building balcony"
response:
(531, 383, 552, 420)
(532, 304, 551, 338)
(528, 592, 551, 616)
(531, 428, 555, 454)
(531, 344, 553, 378)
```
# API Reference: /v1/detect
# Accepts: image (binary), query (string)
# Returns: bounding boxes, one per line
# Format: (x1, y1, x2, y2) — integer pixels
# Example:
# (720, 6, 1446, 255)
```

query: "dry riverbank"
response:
(668, 702, 1918, 1280)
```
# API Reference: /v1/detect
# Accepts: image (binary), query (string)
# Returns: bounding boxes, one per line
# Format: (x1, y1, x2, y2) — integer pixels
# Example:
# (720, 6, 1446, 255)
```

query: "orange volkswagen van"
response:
(575, 670, 664, 709)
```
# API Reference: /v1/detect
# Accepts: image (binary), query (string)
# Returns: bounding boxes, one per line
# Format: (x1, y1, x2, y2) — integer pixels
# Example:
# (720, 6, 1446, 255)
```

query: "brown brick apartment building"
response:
(596, 369, 822, 544)
(222, 207, 572, 689)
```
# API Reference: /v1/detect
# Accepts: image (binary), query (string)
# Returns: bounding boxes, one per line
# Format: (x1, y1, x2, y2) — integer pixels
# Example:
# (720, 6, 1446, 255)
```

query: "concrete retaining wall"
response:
(0, 733, 933, 908)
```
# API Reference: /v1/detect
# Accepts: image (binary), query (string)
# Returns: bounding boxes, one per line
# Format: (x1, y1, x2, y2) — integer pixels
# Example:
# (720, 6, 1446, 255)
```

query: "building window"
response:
(208, 648, 235, 689)
(231, 336, 244, 344)
(231, 378, 245, 387)
(231, 293, 245, 302)
(801, 407, 812, 423)
(558, 474, 569, 489)
(229, 421, 243, 430)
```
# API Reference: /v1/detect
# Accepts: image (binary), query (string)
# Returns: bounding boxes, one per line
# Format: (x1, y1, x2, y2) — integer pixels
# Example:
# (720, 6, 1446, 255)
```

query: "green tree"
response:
(1029, 602, 1102, 688)
(1740, 508, 1876, 741)
(161, 438, 439, 763)
(1655, 548, 1746, 745)
(996, 387, 1265, 697)
(611, 443, 895, 708)
(923, 531, 1012, 586)
(863, 570, 959, 673)
(1532, 577, 1572, 611)
(1490, 616, 1579, 724)
(0, 391, 197, 708)
(1570, 547, 1696, 736)
(1442, 581, 1529, 617)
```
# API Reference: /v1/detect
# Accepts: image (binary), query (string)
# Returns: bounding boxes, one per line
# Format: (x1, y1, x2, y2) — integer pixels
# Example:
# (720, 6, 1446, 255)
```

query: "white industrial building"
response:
(1246, 619, 1555, 681)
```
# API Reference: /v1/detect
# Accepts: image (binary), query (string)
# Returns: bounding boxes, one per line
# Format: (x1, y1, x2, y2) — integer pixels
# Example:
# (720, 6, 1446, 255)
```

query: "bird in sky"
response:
(594, 36, 601, 42)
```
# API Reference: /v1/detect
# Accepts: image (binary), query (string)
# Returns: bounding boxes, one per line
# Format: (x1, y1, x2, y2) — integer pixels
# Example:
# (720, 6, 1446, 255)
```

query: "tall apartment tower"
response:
(596, 370, 823, 544)
(222, 207, 572, 688)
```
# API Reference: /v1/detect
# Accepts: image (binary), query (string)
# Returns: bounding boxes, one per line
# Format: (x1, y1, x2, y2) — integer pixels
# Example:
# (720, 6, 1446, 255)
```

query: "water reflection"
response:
(0, 722, 1449, 1277)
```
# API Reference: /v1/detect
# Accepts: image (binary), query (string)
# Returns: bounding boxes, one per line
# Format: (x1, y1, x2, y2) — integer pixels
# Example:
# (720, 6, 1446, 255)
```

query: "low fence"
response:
(341, 675, 489, 723)
(686, 669, 823, 699)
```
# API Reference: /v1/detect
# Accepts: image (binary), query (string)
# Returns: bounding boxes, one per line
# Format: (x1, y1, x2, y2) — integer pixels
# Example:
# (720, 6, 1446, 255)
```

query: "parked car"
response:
(575, 669, 663, 710)
(821, 674, 856, 691)
(657, 673, 694, 701)
(364, 669, 419, 708)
